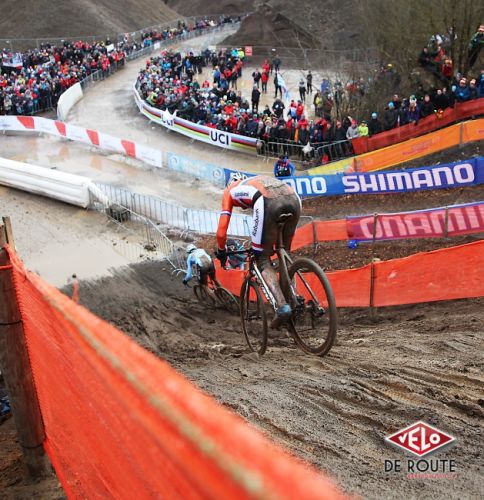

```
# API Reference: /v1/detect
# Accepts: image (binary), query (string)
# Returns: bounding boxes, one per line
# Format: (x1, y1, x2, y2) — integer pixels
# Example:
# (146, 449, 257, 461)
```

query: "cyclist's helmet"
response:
(186, 244, 197, 255)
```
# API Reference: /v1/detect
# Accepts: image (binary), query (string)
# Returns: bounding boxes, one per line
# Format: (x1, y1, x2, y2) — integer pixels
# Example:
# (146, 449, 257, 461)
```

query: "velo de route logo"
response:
(384, 421, 457, 479)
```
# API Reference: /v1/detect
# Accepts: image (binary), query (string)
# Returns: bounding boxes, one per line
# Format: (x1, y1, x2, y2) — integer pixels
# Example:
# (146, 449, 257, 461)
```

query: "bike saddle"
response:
(277, 213, 293, 224)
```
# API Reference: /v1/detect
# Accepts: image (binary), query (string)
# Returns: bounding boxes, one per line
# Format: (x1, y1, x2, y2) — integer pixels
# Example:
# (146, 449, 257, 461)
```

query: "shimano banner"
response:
(224, 158, 484, 197)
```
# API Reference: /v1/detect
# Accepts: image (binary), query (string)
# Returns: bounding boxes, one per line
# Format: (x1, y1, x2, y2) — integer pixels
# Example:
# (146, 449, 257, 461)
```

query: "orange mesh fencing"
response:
(291, 220, 347, 249)
(6, 247, 344, 499)
(373, 239, 484, 306)
(217, 240, 484, 307)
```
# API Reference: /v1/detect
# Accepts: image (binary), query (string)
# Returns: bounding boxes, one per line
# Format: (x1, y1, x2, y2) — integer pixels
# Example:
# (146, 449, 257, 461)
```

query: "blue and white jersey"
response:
(185, 248, 212, 280)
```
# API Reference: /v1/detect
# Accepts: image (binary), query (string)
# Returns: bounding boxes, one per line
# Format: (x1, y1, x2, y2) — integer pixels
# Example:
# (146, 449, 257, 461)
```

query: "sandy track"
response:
(73, 261, 484, 499)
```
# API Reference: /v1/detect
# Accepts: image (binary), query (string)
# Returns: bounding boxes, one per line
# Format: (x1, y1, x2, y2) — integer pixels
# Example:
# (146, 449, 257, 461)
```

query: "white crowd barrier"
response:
(0, 115, 163, 169)
(133, 86, 259, 155)
(57, 82, 84, 122)
(0, 156, 92, 207)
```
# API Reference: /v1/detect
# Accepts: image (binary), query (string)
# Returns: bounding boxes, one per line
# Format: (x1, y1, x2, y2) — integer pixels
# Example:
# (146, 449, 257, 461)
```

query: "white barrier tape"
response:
(0, 115, 163, 169)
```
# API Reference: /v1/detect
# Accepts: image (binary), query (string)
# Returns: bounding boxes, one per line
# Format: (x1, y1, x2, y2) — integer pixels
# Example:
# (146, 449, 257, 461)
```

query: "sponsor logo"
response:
(234, 191, 250, 197)
(384, 421, 457, 480)
(402, 140, 434, 156)
(161, 110, 175, 127)
(342, 163, 475, 194)
(210, 130, 231, 147)
(252, 208, 260, 236)
(386, 421, 455, 457)
(226, 171, 251, 186)
(349, 203, 484, 240)
(282, 176, 327, 195)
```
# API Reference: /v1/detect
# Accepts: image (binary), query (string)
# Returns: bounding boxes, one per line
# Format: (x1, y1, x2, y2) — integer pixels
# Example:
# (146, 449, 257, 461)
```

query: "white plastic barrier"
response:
(0, 156, 92, 207)
(0, 115, 163, 169)
(133, 86, 259, 155)
(57, 82, 83, 122)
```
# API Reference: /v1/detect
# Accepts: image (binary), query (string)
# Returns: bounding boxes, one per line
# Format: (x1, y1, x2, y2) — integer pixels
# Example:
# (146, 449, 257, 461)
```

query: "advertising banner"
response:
(347, 202, 484, 241)
(224, 158, 483, 197)
(134, 86, 258, 154)
(167, 153, 225, 185)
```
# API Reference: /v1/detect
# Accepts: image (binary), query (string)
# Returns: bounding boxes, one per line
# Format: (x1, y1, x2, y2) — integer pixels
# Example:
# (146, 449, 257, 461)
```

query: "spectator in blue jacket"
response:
(454, 78, 471, 102)
(274, 155, 295, 178)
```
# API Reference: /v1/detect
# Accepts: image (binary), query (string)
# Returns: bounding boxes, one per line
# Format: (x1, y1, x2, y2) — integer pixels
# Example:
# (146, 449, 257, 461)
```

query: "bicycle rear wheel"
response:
(215, 287, 239, 314)
(240, 278, 268, 355)
(287, 257, 337, 356)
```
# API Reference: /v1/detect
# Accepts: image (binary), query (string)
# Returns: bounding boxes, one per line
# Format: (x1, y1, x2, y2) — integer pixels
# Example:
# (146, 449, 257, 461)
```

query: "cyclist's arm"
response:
(216, 191, 234, 250)
(289, 162, 295, 176)
(185, 255, 194, 280)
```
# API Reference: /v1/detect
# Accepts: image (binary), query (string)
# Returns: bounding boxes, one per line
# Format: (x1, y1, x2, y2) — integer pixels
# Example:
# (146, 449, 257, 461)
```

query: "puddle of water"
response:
(28, 236, 142, 287)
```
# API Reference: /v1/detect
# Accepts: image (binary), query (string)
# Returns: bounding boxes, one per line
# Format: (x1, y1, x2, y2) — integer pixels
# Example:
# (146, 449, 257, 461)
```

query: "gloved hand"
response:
(215, 248, 227, 268)
(182, 278, 189, 286)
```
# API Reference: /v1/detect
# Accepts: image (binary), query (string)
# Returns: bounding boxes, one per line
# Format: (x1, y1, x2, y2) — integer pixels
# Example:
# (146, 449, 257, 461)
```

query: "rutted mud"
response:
(72, 261, 484, 498)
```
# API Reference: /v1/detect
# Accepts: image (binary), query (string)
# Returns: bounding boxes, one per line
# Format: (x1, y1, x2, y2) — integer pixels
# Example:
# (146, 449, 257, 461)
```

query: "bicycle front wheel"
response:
(287, 257, 337, 356)
(193, 284, 216, 306)
(215, 286, 239, 314)
(240, 278, 268, 355)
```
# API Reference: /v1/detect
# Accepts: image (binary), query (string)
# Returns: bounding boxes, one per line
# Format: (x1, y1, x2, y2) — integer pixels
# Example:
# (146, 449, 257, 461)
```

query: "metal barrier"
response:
(93, 182, 251, 237)
(89, 187, 179, 268)
(315, 140, 353, 163)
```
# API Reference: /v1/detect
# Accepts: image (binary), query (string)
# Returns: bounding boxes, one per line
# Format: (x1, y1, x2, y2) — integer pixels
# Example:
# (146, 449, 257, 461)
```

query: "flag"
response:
(277, 73, 290, 102)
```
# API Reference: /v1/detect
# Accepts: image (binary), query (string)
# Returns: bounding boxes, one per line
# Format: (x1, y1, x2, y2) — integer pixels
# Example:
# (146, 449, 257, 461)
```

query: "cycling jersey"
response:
(185, 248, 213, 281)
(216, 175, 298, 253)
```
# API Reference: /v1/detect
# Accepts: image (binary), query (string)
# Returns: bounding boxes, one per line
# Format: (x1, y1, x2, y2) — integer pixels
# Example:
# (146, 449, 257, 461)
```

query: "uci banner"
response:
(223, 158, 484, 197)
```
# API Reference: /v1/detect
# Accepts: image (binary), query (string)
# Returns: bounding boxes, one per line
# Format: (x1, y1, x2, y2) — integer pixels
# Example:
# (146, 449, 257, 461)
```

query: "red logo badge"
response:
(386, 421, 455, 457)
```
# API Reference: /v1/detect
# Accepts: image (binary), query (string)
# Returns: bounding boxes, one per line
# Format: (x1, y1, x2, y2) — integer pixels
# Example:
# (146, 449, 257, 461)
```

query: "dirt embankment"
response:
(70, 261, 484, 499)
(0, 0, 180, 40)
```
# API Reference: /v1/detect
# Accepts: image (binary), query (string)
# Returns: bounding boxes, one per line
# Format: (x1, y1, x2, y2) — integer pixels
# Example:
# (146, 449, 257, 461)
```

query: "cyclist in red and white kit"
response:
(215, 175, 301, 327)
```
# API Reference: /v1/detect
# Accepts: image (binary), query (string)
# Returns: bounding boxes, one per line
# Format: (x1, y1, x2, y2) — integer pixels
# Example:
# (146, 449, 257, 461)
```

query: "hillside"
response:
(0, 0, 180, 41)
(163, 0, 363, 51)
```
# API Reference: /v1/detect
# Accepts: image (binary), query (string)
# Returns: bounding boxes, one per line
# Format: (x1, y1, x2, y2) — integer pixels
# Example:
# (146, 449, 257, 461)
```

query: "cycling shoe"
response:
(270, 304, 292, 329)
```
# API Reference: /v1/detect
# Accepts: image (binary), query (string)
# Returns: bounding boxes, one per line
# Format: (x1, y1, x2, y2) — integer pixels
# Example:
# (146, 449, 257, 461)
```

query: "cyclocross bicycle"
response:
(228, 213, 337, 356)
(191, 275, 239, 315)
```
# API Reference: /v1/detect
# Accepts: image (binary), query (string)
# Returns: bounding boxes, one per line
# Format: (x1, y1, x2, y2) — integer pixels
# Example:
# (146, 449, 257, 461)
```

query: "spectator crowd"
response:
(0, 16, 237, 116)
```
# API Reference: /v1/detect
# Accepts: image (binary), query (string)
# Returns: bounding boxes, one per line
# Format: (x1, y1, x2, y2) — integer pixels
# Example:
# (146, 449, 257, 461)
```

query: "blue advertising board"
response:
(223, 158, 484, 197)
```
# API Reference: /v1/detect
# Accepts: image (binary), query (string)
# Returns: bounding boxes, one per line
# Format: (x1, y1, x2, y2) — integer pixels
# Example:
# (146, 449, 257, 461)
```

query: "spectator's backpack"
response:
(275, 160, 291, 177)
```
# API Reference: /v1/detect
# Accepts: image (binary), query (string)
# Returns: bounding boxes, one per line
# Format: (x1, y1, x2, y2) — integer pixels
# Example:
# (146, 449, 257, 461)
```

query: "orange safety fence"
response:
(309, 119, 484, 175)
(5, 246, 344, 499)
(217, 240, 484, 307)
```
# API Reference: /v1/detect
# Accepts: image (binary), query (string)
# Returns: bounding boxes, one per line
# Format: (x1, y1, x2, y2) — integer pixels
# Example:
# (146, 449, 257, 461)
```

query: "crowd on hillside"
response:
(0, 16, 237, 116)
(0, 41, 127, 115)
(138, 48, 334, 160)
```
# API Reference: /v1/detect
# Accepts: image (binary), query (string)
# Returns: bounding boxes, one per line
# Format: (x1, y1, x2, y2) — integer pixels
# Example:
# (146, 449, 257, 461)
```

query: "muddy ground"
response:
(69, 262, 484, 499)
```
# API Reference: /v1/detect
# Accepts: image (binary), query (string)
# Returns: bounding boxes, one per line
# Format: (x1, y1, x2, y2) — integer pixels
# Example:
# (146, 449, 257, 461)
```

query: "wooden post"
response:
(369, 258, 381, 322)
(0, 222, 49, 478)
(311, 219, 318, 258)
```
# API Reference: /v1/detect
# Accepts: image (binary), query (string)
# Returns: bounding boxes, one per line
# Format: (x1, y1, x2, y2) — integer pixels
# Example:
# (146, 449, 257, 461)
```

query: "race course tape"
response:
(6, 246, 344, 499)
(0, 115, 163, 169)
(217, 240, 484, 307)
